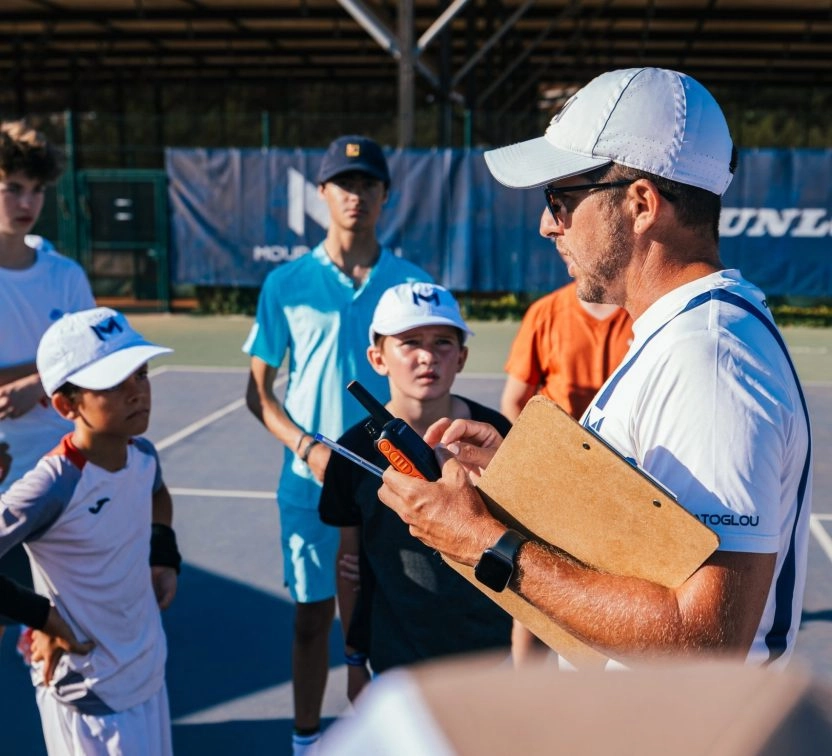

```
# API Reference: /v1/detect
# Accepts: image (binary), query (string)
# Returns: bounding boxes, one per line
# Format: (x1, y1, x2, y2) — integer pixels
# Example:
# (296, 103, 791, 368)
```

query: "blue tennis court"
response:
(2, 366, 831, 755)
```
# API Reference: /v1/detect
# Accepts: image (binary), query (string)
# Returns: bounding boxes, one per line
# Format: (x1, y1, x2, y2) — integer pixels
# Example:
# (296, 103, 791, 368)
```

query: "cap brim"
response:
(319, 163, 389, 185)
(66, 344, 173, 391)
(484, 136, 611, 189)
(373, 316, 474, 343)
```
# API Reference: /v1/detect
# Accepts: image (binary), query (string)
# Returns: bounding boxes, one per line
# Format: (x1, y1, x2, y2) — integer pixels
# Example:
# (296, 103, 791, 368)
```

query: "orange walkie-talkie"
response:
(347, 380, 441, 481)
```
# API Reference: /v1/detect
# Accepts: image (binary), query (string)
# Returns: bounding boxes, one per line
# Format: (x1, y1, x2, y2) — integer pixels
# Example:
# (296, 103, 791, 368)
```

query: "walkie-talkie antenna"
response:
(345, 380, 441, 481)
(348, 380, 394, 425)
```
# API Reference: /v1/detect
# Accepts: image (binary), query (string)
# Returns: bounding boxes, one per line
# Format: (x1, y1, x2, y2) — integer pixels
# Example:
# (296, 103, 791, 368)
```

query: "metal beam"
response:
(451, 0, 536, 88)
(398, 0, 414, 146)
(475, 0, 581, 107)
(416, 0, 471, 55)
(336, 0, 400, 58)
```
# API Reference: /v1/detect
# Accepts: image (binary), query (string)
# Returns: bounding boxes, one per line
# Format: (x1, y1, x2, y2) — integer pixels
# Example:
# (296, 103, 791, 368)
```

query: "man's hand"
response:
(378, 446, 504, 566)
(425, 418, 504, 484)
(31, 608, 94, 686)
(152, 566, 178, 610)
(0, 374, 46, 420)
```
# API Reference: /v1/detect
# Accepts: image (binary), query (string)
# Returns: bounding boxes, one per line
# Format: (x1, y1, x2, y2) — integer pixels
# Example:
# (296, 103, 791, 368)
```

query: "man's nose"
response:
(539, 206, 563, 238)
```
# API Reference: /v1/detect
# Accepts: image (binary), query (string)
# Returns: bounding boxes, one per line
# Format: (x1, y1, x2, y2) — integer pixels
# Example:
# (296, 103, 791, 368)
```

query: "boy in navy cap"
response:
(244, 135, 431, 754)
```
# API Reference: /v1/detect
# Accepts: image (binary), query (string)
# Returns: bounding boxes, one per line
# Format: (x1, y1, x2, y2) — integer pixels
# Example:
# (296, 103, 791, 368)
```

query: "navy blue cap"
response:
(317, 135, 390, 186)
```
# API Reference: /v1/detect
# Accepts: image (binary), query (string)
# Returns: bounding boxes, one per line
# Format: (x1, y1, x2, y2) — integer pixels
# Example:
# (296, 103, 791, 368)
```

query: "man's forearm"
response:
(511, 541, 754, 661)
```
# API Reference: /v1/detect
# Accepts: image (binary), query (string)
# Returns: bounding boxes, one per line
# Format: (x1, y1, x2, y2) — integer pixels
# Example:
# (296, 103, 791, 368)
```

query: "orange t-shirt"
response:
(504, 282, 634, 420)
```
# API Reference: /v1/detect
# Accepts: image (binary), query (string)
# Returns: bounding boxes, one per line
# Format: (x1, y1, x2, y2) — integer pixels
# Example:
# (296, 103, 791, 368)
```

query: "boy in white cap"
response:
(0, 307, 181, 755)
(376, 68, 811, 669)
(319, 282, 512, 700)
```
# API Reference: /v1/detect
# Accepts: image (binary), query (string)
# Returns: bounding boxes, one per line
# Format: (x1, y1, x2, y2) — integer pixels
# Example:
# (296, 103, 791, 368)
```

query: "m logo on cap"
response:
(91, 317, 124, 342)
(412, 289, 440, 307)
(346, 143, 360, 157)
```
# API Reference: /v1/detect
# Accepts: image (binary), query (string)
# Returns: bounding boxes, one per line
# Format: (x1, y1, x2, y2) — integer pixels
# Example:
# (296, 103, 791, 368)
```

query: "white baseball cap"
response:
(485, 67, 735, 196)
(37, 307, 172, 397)
(369, 283, 474, 346)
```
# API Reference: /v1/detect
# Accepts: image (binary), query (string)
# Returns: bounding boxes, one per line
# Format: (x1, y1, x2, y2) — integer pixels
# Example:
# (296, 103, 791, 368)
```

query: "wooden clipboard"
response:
(442, 396, 719, 668)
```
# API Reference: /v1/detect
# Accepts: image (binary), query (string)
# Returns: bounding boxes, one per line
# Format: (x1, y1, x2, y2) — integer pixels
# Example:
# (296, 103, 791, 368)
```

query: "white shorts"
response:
(36, 683, 173, 756)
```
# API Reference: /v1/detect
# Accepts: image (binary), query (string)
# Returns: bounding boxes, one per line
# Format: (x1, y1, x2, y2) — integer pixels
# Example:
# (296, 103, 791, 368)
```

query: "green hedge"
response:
(194, 286, 832, 326)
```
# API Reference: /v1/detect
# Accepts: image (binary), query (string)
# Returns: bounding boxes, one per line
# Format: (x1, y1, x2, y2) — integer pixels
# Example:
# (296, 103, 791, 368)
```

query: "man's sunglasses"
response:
(544, 179, 676, 219)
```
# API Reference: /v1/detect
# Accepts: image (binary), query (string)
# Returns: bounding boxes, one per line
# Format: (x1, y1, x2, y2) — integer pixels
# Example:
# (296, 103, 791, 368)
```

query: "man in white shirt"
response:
(377, 67, 812, 667)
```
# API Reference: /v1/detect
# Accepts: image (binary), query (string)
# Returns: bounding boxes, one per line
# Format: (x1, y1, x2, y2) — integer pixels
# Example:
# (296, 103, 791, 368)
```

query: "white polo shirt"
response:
(0, 246, 95, 491)
(583, 269, 812, 666)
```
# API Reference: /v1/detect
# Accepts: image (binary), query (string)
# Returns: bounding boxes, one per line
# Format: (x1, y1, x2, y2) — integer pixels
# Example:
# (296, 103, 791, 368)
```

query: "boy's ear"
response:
(366, 344, 389, 376)
(51, 392, 79, 421)
(456, 345, 469, 374)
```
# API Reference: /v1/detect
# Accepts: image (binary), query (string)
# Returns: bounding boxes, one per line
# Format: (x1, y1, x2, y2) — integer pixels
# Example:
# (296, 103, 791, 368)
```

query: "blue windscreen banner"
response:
(166, 148, 832, 296)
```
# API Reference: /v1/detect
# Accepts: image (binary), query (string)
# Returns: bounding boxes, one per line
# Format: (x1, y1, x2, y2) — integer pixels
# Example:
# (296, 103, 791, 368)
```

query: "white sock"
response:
(292, 730, 321, 756)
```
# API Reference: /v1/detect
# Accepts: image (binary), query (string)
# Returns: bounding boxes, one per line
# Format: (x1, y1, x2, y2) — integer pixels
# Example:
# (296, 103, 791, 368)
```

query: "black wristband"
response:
(150, 523, 182, 575)
(0, 575, 50, 629)
(301, 438, 320, 463)
(344, 650, 368, 667)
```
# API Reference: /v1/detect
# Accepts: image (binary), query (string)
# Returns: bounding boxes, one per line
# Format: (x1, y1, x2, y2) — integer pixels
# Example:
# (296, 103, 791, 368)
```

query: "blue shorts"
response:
(278, 500, 339, 603)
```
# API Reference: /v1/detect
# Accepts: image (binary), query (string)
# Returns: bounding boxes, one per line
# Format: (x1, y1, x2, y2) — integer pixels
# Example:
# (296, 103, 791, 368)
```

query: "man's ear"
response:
(51, 393, 78, 421)
(630, 179, 662, 235)
(366, 344, 389, 376)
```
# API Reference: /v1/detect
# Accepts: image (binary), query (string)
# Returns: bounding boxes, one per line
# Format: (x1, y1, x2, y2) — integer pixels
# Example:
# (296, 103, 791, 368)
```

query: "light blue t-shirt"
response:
(245, 243, 432, 507)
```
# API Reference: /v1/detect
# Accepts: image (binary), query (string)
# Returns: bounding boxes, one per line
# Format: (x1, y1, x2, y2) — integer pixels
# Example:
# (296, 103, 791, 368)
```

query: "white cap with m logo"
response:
(37, 307, 172, 396)
(368, 282, 474, 346)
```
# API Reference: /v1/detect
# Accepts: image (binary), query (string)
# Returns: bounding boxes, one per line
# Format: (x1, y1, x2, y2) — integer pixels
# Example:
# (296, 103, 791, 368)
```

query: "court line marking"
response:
(789, 346, 829, 354)
(151, 369, 504, 454)
(150, 365, 506, 379)
(810, 515, 832, 564)
(151, 365, 250, 375)
(151, 364, 832, 388)
(169, 487, 273, 500)
(155, 399, 247, 451)
(456, 372, 508, 380)
(154, 374, 287, 451)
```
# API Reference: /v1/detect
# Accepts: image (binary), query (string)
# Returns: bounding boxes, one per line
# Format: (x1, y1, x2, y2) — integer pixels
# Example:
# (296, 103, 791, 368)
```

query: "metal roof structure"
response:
(2, 0, 831, 147)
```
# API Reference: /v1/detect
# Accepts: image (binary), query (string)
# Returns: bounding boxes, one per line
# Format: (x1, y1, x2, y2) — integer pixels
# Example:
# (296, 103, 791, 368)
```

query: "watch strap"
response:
(474, 528, 527, 592)
(487, 528, 527, 563)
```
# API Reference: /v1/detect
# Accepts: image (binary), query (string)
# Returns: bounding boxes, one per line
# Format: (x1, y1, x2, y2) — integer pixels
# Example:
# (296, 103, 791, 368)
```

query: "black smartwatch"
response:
(474, 529, 527, 593)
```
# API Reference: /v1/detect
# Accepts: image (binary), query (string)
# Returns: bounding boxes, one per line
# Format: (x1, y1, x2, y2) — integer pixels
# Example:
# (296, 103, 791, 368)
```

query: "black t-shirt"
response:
(319, 396, 513, 673)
